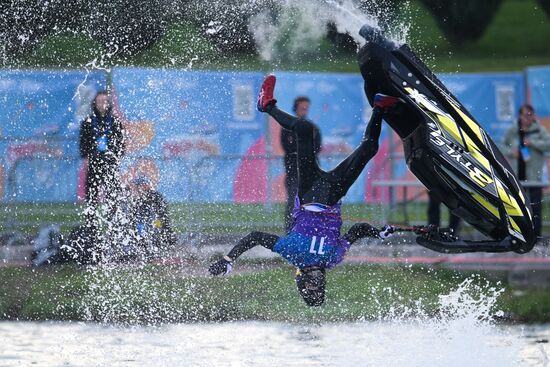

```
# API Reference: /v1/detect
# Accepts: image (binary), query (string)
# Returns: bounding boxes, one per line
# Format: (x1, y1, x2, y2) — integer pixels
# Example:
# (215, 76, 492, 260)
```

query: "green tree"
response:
(81, 0, 169, 56)
(183, 0, 259, 53)
(0, 0, 75, 55)
(0, 0, 170, 62)
(420, 0, 504, 47)
(537, 0, 550, 17)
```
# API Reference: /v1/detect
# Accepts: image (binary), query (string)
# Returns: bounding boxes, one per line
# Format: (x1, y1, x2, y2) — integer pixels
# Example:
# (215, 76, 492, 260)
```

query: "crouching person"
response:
(126, 176, 177, 259)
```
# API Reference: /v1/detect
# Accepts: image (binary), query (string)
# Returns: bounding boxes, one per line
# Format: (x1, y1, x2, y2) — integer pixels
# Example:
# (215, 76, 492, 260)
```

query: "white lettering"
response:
(309, 236, 317, 254)
(430, 131, 446, 146)
(309, 236, 327, 255)
(318, 237, 325, 255)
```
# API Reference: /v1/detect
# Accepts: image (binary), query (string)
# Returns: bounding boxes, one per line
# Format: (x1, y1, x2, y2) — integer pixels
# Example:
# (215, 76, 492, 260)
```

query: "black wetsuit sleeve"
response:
(342, 223, 380, 244)
(267, 105, 299, 131)
(227, 231, 279, 260)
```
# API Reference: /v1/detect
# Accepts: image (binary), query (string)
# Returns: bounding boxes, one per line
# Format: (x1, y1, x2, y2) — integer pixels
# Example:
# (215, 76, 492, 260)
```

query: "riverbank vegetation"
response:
(2, 263, 550, 324)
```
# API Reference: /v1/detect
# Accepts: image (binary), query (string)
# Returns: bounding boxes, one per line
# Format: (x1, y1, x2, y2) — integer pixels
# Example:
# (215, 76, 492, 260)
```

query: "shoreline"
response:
(2, 263, 550, 324)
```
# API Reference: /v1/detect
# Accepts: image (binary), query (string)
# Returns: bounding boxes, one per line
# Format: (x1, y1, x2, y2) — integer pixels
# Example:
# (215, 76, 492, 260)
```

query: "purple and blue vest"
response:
(272, 195, 351, 268)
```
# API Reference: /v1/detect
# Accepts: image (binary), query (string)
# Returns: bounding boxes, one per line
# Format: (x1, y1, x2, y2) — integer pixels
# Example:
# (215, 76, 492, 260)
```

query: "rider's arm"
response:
(209, 232, 279, 275)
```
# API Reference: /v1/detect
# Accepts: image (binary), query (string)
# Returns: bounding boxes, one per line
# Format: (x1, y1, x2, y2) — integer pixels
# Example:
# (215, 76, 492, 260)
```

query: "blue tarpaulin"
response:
(0, 68, 536, 203)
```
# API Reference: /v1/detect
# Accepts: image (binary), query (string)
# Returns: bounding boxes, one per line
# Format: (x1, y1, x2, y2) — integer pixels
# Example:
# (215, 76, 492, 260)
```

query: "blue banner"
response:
(0, 68, 532, 203)
(0, 69, 105, 202)
(527, 66, 550, 118)
(112, 68, 266, 202)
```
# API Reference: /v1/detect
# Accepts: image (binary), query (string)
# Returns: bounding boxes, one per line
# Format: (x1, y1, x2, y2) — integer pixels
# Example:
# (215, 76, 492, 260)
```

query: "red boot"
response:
(257, 74, 277, 112)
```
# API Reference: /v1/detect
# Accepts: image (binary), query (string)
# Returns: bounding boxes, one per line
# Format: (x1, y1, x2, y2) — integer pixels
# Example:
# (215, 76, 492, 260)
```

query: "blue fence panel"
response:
(112, 68, 266, 203)
(11, 158, 80, 202)
(0, 69, 105, 202)
(527, 66, 550, 118)
(0, 68, 534, 203)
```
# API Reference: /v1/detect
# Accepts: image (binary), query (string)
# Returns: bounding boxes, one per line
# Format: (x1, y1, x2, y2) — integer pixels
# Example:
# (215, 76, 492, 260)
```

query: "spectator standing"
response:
(280, 96, 322, 231)
(79, 90, 125, 208)
(502, 104, 550, 238)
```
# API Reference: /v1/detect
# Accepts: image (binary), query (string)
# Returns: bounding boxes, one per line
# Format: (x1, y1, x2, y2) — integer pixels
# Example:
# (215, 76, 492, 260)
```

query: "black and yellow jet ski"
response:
(358, 25, 536, 253)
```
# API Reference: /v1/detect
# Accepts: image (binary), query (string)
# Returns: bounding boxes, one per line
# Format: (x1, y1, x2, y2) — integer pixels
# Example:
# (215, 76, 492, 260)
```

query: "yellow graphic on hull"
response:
(436, 114, 463, 147)
(509, 217, 522, 235)
(471, 192, 499, 217)
(461, 133, 491, 170)
(404, 87, 494, 188)
(404, 87, 491, 170)
(450, 104, 484, 143)
(495, 179, 523, 217)
(468, 167, 493, 188)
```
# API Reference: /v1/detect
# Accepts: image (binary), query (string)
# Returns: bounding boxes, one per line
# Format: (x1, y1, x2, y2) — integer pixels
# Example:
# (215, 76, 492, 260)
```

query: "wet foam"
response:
(248, 0, 410, 62)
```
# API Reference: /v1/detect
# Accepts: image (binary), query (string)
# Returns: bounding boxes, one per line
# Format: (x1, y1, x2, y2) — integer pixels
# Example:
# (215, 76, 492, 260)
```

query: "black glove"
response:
(209, 257, 233, 276)
(379, 224, 395, 239)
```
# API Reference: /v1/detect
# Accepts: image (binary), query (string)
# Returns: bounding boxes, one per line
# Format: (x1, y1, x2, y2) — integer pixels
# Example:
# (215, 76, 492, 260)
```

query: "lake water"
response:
(1, 321, 549, 366)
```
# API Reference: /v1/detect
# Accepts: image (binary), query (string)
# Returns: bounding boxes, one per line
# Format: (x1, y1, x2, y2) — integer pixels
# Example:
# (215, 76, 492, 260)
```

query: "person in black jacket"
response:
(126, 176, 177, 258)
(79, 90, 125, 206)
(281, 96, 322, 231)
(60, 176, 176, 264)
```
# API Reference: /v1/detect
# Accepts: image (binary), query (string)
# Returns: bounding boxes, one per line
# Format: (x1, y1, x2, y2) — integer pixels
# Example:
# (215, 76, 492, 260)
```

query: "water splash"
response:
(437, 276, 504, 323)
(375, 276, 521, 367)
(248, 0, 410, 62)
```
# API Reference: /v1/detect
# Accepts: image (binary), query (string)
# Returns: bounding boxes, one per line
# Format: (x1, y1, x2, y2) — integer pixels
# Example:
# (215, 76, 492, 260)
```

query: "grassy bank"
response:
(0, 202, 411, 236)
(3, 201, 550, 238)
(2, 263, 550, 324)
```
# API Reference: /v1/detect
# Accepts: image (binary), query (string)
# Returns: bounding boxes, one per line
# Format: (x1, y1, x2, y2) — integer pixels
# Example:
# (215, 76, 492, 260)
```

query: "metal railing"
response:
(2, 148, 550, 234)
(371, 179, 550, 227)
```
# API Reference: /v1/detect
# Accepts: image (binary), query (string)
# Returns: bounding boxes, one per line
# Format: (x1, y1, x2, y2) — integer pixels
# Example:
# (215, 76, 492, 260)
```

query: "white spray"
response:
(248, 0, 410, 62)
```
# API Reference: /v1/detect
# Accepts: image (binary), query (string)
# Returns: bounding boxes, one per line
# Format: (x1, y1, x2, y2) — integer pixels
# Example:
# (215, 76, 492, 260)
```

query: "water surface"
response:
(1, 321, 549, 366)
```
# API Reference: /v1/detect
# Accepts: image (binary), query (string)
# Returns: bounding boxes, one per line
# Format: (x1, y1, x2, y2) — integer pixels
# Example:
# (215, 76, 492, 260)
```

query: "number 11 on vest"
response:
(309, 236, 326, 255)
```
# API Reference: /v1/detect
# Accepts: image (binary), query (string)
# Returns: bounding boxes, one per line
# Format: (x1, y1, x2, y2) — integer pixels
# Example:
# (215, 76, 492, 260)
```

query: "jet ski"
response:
(358, 25, 536, 253)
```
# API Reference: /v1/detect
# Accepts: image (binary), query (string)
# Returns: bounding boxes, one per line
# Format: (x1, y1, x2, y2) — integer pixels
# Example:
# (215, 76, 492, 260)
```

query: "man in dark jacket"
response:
(127, 176, 177, 258)
(281, 96, 322, 231)
(79, 90, 125, 205)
